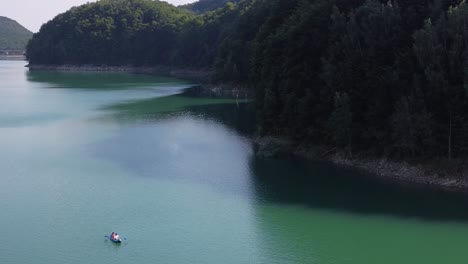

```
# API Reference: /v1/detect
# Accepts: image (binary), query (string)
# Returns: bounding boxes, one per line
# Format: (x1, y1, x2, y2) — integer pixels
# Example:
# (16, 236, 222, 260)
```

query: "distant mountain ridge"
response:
(181, 0, 242, 13)
(0, 16, 33, 50)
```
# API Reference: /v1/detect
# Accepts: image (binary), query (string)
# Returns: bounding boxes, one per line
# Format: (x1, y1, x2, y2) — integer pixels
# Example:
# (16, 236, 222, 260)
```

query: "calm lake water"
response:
(1, 60, 468, 264)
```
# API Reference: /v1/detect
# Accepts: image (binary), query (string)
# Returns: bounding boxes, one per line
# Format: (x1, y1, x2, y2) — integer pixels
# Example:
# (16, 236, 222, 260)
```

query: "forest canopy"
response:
(26, 0, 468, 160)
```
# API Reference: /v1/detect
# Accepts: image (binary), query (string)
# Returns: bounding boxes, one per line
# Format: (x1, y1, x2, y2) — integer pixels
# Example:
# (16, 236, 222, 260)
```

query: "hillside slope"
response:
(0, 16, 33, 50)
(26, 0, 194, 65)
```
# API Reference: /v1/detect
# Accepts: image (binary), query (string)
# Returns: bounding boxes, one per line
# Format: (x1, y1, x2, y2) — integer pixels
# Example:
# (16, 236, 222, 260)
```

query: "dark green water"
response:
(1, 60, 468, 264)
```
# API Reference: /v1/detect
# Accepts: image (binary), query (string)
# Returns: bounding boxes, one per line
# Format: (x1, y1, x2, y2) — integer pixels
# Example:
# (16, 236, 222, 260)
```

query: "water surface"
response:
(1, 61, 468, 264)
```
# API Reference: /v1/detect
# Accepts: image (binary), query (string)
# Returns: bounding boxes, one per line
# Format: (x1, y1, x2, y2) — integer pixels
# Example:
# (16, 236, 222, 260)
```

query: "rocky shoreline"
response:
(254, 136, 468, 192)
(329, 154, 468, 191)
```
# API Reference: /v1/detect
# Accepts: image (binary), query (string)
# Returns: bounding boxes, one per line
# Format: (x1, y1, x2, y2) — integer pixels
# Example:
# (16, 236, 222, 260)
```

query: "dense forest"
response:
(0, 16, 32, 50)
(26, 0, 468, 161)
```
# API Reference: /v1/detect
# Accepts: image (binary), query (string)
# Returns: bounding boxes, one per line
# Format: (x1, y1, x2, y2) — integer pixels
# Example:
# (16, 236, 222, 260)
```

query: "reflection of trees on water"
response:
(249, 157, 468, 222)
(26, 70, 185, 89)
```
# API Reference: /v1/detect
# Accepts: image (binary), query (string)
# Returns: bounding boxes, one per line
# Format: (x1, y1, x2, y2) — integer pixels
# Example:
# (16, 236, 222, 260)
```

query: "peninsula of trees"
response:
(27, 0, 468, 164)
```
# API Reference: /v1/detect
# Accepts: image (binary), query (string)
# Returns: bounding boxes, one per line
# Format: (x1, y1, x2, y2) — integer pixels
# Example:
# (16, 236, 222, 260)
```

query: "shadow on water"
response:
(98, 91, 254, 136)
(184, 103, 256, 137)
(94, 85, 468, 222)
(99, 91, 468, 222)
(92, 94, 256, 195)
(250, 157, 468, 222)
(26, 70, 188, 89)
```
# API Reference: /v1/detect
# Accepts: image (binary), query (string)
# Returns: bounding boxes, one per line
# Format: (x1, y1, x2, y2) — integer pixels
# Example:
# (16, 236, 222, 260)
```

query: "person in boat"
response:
(114, 233, 120, 240)
(111, 232, 115, 239)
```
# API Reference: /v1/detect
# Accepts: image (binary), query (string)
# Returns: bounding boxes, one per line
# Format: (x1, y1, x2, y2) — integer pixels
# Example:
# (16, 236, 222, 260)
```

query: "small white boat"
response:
(106, 233, 122, 243)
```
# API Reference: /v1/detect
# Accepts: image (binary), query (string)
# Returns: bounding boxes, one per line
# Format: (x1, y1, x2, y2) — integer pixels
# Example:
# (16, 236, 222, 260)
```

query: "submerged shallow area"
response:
(1, 61, 468, 264)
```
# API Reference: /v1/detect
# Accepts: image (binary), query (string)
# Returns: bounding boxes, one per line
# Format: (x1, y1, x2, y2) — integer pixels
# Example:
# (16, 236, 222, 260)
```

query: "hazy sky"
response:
(0, 0, 195, 33)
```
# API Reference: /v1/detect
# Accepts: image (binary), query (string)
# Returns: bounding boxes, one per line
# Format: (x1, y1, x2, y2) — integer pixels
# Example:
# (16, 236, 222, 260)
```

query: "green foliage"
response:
(390, 95, 434, 157)
(413, 0, 468, 159)
(251, 0, 336, 139)
(0, 16, 32, 50)
(27, 0, 194, 65)
(328, 92, 353, 155)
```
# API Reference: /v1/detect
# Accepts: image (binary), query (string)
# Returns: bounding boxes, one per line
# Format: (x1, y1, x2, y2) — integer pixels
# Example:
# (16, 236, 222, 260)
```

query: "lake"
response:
(1, 60, 468, 264)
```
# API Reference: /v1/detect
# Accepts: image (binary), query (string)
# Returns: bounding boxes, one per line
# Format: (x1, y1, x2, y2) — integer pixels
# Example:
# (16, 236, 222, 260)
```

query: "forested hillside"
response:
(26, 0, 194, 65)
(0, 16, 32, 50)
(27, 0, 468, 161)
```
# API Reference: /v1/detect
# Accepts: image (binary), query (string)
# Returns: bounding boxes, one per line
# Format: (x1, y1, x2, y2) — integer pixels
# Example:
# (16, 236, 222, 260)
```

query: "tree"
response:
(390, 93, 434, 157)
(328, 92, 353, 156)
(413, 1, 468, 159)
(322, 0, 404, 152)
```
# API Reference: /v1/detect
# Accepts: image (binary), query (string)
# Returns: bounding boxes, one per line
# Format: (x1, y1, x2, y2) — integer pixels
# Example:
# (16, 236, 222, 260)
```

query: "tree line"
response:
(27, 0, 468, 160)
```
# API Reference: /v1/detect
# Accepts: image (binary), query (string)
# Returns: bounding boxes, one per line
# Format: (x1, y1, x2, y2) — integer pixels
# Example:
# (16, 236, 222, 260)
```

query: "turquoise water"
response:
(1, 60, 468, 264)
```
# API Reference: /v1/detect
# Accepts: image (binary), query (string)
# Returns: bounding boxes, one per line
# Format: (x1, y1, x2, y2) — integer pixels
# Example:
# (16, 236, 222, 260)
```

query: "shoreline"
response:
(27, 64, 254, 99)
(0, 55, 26, 61)
(28, 64, 466, 192)
(328, 154, 468, 191)
(27, 64, 214, 83)
(254, 136, 468, 192)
